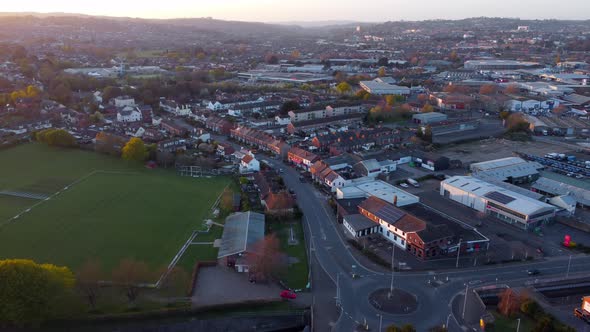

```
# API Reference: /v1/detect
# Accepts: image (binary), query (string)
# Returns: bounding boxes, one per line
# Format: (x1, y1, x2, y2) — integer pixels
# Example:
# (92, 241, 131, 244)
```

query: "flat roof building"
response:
(359, 81, 410, 95)
(441, 176, 555, 230)
(464, 60, 541, 70)
(336, 178, 419, 207)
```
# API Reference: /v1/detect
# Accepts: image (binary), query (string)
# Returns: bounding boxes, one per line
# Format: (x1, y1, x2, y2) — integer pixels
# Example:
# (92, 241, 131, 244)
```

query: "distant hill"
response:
(0, 12, 304, 36)
(273, 20, 367, 28)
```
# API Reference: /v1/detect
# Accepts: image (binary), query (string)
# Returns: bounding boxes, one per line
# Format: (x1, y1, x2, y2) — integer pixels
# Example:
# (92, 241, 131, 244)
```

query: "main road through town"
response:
(207, 131, 590, 332)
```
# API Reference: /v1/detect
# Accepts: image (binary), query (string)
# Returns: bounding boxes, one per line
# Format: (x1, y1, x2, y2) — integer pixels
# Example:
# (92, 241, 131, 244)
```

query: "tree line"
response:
(0, 259, 189, 327)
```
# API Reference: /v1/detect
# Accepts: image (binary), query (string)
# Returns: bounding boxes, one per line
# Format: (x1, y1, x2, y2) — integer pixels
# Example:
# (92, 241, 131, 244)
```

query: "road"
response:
(216, 136, 590, 331)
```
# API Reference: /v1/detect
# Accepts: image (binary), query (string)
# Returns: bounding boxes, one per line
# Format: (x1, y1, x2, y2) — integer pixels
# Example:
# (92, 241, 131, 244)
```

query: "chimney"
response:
(393, 195, 398, 206)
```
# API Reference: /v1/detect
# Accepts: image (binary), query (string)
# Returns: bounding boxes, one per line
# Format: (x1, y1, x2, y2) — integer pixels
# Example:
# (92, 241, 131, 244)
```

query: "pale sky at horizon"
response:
(3, 0, 590, 22)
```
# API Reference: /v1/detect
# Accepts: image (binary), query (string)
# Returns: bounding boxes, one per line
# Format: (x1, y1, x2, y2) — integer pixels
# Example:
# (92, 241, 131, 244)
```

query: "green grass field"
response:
(274, 221, 309, 290)
(490, 312, 534, 332)
(0, 144, 229, 275)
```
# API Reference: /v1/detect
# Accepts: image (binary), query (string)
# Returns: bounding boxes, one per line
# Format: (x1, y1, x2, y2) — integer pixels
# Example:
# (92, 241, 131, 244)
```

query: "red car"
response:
(280, 290, 297, 300)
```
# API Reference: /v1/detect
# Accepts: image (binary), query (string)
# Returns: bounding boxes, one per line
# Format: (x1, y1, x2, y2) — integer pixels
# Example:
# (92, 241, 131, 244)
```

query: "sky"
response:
(3, 0, 590, 22)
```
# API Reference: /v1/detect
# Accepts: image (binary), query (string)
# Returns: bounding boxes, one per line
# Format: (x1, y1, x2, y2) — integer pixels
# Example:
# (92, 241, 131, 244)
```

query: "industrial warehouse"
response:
(440, 176, 556, 230)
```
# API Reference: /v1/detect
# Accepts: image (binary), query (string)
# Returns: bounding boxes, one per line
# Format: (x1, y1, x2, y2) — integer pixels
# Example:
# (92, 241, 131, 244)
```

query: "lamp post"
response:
(389, 242, 395, 298)
(377, 313, 383, 331)
(516, 318, 521, 332)
(566, 255, 572, 278)
(462, 284, 469, 319)
(456, 239, 462, 268)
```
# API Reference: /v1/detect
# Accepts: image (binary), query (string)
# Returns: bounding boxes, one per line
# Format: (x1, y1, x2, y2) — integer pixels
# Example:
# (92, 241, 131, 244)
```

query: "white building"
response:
(355, 159, 397, 177)
(359, 80, 410, 96)
(160, 100, 192, 116)
(324, 170, 349, 192)
(114, 96, 136, 108)
(336, 178, 419, 207)
(275, 115, 291, 126)
(505, 99, 560, 113)
(239, 153, 260, 174)
(117, 106, 142, 123)
(441, 176, 555, 230)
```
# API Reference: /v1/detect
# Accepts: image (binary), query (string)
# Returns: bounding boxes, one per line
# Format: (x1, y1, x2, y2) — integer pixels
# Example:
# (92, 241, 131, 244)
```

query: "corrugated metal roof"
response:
(217, 211, 265, 259)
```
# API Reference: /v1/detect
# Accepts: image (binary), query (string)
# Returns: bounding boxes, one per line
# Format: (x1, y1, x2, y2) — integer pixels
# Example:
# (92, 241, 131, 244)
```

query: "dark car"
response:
(527, 269, 540, 276)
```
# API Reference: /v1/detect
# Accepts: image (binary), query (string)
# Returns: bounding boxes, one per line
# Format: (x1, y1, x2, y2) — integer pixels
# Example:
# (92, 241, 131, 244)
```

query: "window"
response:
(394, 235, 397, 241)
(401, 240, 405, 245)
(387, 231, 390, 236)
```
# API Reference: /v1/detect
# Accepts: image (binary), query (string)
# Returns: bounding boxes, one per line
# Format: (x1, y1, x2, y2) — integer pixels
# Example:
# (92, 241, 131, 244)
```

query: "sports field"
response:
(0, 144, 229, 273)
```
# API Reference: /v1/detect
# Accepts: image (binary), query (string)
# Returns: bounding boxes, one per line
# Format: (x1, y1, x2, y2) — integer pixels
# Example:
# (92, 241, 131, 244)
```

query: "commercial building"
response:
(470, 157, 543, 184)
(359, 80, 410, 95)
(464, 60, 541, 70)
(532, 177, 590, 208)
(441, 176, 555, 230)
(412, 112, 448, 124)
(336, 178, 420, 207)
(357, 197, 455, 259)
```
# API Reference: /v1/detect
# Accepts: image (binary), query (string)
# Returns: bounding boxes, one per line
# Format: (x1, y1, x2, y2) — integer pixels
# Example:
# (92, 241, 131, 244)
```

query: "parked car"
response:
(527, 269, 540, 276)
(280, 290, 297, 300)
(399, 183, 409, 188)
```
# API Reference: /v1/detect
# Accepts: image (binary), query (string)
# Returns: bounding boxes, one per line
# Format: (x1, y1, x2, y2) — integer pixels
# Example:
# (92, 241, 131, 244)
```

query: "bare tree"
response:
(112, 259, 151, 306)
(76, 260, 103, 311)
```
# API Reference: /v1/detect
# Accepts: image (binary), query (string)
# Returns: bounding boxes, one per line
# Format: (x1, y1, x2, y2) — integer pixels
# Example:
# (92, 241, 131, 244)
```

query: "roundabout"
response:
(368, 288, 418, 315)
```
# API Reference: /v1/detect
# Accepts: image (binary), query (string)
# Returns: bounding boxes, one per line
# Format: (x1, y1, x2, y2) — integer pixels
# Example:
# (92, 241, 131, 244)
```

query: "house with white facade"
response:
(275, 115, 291, 126)
(358, 196, 425, 250)
(114, 96, 136, 108)
(160, 100, 192, 116)
(324, 170, 349, 192)
(240, 153, 260, 174)
(117, 106, 142, 123)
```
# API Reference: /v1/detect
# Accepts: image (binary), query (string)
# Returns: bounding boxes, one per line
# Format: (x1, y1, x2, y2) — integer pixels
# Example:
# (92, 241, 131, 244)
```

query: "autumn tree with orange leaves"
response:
(246, 234, 285, 282)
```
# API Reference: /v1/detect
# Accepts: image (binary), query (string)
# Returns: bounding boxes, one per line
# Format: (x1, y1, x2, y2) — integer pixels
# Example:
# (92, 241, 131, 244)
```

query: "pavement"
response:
(213, 133, 590, 332)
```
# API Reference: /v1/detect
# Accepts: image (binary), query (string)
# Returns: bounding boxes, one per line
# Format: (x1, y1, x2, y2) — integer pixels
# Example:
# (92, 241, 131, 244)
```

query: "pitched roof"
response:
(358, 196, 406, 225)
(242, 154, 254, 164)
(394, 214, 426, 233)
(217, 212, 265, 258)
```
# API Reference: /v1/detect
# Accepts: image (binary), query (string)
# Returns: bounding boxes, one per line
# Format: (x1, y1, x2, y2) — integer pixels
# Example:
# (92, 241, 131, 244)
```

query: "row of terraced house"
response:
(230, 126, 290, 158)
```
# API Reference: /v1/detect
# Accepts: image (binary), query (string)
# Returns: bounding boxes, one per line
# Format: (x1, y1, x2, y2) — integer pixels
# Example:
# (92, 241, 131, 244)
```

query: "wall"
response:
(440, 183, 487, 212)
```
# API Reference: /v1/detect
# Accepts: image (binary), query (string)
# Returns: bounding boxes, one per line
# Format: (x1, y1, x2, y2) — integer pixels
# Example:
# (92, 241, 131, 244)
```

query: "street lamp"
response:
(456, 239, 462, 268)
(377, 313, 383, 331)
(516, 317, 521, 332)
(566, 255, 572, 278)
(462, 284, 469, 319)
(389, 242, 396, 298)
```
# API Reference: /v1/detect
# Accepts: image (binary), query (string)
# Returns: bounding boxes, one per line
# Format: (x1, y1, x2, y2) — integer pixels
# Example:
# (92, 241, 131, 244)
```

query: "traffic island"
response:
(368, 288, 418, 314)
